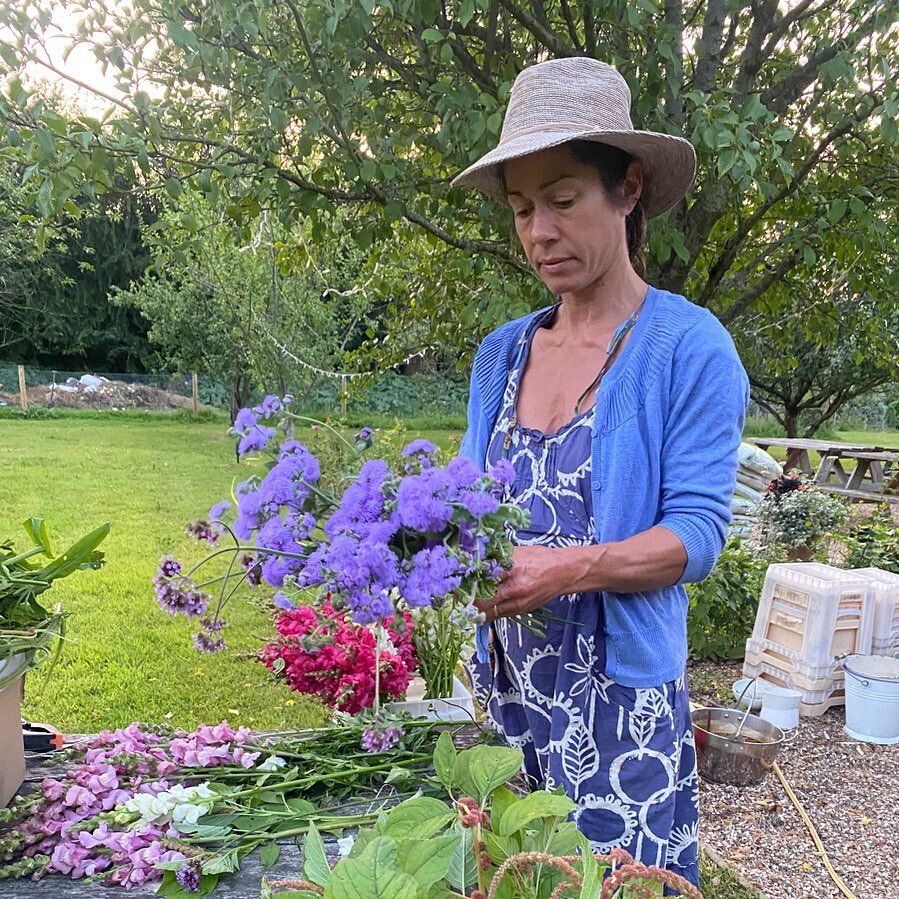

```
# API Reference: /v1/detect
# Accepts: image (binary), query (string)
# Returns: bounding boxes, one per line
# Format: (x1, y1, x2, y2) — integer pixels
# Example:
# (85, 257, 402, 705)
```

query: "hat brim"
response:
(451, 129, 696, 219)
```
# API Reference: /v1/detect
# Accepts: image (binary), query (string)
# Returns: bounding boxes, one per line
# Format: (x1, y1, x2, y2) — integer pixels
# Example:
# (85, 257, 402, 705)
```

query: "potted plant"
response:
(754, 473, 848, 561)
(0, 518, 109, 803)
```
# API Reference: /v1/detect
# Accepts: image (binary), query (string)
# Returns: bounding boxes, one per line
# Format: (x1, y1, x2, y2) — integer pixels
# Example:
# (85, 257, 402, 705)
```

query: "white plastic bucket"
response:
(841, 654, 899, 745)
(759, 685, 802, 730)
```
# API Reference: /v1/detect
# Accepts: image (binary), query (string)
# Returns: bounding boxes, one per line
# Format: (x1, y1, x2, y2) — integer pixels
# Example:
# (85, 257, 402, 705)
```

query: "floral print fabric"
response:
(467, 308, 700, 885)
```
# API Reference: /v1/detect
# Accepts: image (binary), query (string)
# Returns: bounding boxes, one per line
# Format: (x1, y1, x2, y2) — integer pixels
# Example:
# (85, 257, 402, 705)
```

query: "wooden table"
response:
(1, 725, 488, 897)
(749, 437, 899, 502)
(1, 747, 309, 897)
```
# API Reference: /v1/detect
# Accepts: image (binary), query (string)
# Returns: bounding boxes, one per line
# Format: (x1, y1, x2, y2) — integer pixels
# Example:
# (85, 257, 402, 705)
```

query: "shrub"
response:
(841, 504, 899, 574)
(687, 539, 767, 661)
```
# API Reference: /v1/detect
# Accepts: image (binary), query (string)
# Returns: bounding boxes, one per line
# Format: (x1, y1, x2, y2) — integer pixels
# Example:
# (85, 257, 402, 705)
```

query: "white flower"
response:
(336, 835, 355, 858)
(257, 755, 287, 772)
(171, 802, 208, 826)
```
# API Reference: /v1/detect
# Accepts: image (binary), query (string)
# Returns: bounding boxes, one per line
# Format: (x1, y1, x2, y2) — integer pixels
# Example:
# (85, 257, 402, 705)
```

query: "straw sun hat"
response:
(452, 57, 696, 218)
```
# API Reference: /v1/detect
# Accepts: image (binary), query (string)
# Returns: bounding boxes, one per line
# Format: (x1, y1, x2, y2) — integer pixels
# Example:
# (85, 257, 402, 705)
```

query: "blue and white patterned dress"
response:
(467, 307, 700, 886)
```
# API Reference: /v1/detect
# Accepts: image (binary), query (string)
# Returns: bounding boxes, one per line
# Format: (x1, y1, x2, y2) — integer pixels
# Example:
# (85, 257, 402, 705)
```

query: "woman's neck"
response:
(554, 265, 648, 342)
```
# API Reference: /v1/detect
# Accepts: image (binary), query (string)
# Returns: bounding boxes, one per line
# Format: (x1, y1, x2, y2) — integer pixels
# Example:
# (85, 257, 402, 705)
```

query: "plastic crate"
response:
(849, 567, 899, 655)
(750, 563, 874, 671)
(743, 649, 844, 703)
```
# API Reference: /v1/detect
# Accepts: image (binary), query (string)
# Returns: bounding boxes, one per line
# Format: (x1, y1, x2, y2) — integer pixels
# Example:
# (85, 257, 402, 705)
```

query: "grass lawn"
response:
(0, 415, 458, 733)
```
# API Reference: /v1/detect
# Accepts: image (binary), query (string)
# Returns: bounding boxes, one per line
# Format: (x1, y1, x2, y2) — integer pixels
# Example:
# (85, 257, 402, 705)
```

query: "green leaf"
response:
(260, 841, 281, 870)
(467, 746, 522, 801)
(421, 28, 442, 42)
(22, 518, 52, 555)
(827, 199, 848, 224)
(383, 796, 454, 840)
(433, 730, 456, 792)
(395, 833, 460, 886)
(303, 820, 331, 887)
(201, 849, 239, 875)
(165, 177, 184, 198)
(494, 791, 575, 837)
(489, 784, 518, 835)
(325, 837, 418, 899)
(444, 826, 476, 892)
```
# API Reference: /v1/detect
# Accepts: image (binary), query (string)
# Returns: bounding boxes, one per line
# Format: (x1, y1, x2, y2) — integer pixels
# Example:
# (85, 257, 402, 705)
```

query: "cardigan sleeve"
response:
(657, 313, 749, 583)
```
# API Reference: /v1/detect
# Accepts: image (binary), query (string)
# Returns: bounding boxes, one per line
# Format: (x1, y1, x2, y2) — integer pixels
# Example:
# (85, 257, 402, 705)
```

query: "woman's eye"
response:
(554, 197, 575, 208)
(513, 207, 532, 219)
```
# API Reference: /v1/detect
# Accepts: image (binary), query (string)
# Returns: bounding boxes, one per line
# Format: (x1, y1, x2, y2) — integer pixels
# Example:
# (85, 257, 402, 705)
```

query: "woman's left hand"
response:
(476, 546, 574, 621)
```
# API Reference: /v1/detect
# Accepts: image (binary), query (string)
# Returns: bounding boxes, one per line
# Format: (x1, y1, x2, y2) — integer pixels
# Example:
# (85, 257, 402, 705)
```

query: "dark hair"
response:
(566, 140, 647, 277)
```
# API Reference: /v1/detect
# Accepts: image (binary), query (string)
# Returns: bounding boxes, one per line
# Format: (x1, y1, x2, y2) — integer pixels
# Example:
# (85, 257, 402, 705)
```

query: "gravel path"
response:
(692, 664, 898, 899)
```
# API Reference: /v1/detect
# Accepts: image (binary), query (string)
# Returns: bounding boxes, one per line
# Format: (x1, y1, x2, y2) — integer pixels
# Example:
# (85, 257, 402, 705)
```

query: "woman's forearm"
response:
(562, 525, 688, 594)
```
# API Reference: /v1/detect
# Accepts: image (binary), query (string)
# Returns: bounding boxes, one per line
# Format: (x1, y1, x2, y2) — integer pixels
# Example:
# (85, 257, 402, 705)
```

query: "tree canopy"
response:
(0, 0, 897, 420)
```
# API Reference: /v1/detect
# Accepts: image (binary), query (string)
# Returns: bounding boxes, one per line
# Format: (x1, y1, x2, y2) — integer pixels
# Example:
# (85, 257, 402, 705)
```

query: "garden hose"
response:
(771, 760, 860, 899)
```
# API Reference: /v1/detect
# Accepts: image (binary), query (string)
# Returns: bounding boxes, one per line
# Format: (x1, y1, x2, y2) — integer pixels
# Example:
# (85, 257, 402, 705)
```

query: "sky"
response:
(22, 7, 129, 114)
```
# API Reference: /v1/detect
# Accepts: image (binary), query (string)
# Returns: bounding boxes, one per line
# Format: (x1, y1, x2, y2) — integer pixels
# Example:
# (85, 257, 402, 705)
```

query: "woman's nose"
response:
(530, 206, 559, 243)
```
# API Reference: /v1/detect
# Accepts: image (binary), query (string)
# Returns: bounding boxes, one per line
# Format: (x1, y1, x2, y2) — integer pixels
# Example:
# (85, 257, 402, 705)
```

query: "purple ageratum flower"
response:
(255, 516, 306, 587)
(460, 490, 500, 518)
(237, 425, 277, 458)
(254, 394, 282, 419)
(322, 534, 401, 623)
(234, 483, 263, 539)
(444, 456, 481, 495)
(489, 459, 515, 488)
(401, 545, 463, 608)
(401, 438, 438, 472)
(209, 500, 231, 522)
(176, 860, 202, 892)
(257, 443, 320, 513)
(326, 459, 390, 539)
(396, 468, 454, 533)
(273, 591, 295, 610)
(234, 407, 258, 432)
(402, 438, 437, 458)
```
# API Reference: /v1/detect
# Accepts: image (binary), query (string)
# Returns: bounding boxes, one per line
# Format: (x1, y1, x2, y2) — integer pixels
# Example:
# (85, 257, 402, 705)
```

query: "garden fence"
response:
(0, 364, 469, 422)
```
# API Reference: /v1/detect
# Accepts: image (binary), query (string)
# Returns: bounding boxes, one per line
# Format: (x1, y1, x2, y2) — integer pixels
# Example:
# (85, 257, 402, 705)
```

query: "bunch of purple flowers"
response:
(154, 397, 528, 699)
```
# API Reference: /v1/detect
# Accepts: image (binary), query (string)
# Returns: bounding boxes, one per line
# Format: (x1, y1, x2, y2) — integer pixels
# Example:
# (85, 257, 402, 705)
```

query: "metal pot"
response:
(692, 707, 784, 786)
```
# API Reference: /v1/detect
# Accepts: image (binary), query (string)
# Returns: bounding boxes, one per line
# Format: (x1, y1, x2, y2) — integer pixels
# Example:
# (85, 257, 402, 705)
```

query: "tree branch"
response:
(719, 249, 805, 325)
(691, 0, 727, 94)
(496, 0, 578, 57)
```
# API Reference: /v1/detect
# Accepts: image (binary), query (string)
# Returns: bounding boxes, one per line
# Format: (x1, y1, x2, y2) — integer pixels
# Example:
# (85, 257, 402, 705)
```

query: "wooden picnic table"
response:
(749, 437, 899, 502)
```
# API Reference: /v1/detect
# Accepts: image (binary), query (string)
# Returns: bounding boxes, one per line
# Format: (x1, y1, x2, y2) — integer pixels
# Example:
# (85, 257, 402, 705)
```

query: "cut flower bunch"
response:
(0, 518, 109, 690)
(154, 396, 529, 707)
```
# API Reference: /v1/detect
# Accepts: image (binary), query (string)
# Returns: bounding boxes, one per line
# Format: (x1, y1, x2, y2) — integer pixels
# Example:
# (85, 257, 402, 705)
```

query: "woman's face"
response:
(504, 145, 639, 298)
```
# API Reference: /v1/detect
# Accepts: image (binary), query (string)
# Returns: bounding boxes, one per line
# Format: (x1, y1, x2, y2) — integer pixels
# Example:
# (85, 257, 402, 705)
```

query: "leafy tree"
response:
(737, 216, 899, 437)
(0, 0, 897, 372)
(112, 194, 378, 417)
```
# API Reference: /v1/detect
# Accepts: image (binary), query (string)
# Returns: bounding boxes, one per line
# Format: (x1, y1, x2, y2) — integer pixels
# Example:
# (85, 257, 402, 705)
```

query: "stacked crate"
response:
(850, 567, 899, 656)
(743, 563, 875, 716)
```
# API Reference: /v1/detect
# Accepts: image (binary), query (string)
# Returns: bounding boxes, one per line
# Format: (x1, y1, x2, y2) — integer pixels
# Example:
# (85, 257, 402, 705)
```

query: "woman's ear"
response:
(620, 160, 644, 215)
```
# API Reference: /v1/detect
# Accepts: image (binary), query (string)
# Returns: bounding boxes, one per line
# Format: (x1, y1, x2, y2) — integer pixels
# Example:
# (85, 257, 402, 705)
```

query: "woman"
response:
(453, 58, 748, 887)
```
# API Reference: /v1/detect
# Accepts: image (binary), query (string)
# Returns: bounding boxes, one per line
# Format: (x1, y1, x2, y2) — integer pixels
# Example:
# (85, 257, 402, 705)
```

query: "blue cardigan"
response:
(460, 285, 749, 687)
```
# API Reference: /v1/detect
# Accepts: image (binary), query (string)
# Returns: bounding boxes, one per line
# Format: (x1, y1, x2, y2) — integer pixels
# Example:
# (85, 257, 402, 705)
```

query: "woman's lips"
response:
(540, 257, 573, 273)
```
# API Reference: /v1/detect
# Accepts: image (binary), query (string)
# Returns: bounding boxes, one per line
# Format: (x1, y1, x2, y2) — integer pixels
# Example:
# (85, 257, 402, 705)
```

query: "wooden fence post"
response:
(17, 364, 27, 411)
(341, 375, 347, 418)
(191, 373, 199, 419)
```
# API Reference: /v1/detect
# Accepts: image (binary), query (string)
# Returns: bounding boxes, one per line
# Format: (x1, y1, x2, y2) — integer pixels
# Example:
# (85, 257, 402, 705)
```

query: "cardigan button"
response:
(592, 480, 600, 489)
